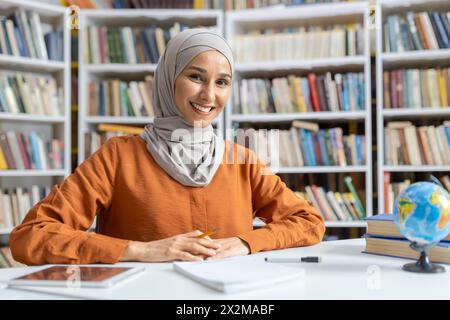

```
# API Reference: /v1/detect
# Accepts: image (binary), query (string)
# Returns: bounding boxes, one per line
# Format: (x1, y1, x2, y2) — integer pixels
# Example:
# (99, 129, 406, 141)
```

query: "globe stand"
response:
(402, 242, 446, 273)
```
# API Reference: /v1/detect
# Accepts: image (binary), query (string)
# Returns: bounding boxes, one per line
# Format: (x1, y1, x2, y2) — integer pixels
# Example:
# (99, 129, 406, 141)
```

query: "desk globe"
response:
(393, 177, 450, 273)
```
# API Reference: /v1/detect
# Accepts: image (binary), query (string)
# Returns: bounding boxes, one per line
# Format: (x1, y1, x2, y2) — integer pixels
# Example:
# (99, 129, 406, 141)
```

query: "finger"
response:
(176, 251, 204, 262)
(206, 250, 231, 260)
(185, 242, 217, 257)
(183, 230, 203, 238)
(196, 238, 221, 250)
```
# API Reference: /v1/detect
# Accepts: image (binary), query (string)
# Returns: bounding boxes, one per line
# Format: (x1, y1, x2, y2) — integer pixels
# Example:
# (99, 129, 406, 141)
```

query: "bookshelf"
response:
(77, 9, 225, 163)
(376, 0, 450, 214)
(0, 0, 70, 236)
(226, 1, 372, 228)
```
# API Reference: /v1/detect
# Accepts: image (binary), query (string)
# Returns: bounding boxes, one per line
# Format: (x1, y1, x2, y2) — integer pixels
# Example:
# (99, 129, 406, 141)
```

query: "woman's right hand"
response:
(119, 230, 221, 262)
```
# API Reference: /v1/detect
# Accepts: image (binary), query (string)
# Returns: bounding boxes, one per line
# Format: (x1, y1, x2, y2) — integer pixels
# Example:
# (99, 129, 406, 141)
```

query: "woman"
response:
(10, 29, 325, 265)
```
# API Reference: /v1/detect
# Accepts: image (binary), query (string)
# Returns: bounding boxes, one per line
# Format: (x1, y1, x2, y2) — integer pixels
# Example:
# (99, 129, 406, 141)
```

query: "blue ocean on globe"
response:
(393, 181, 450, 245)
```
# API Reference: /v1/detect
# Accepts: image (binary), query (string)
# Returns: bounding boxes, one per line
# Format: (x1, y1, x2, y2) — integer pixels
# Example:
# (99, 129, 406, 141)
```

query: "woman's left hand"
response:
(206, 237, 250, 260)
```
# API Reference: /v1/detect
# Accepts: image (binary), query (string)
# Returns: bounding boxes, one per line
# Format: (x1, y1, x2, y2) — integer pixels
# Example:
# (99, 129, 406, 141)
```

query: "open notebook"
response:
(173, 256, 304, 294)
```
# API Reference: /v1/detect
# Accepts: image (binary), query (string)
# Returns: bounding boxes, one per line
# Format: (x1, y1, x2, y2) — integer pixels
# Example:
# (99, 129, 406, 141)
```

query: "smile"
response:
(190, 102, 215, 115)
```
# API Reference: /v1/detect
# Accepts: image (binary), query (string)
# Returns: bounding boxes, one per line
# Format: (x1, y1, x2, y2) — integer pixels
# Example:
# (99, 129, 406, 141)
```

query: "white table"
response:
(0, 239, 449, 300)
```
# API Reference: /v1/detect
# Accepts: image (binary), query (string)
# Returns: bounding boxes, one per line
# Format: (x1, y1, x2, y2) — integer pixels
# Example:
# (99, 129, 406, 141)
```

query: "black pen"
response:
(264, 256, 321, 263)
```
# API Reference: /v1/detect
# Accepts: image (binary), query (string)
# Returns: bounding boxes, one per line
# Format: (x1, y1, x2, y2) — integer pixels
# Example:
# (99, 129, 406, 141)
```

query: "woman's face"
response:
(174, 50, 232, 127)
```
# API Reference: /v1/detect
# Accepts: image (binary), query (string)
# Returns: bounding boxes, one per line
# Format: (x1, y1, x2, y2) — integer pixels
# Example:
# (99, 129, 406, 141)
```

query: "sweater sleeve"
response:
(9, 138, 130, 265)
(237, 151, 326, 253)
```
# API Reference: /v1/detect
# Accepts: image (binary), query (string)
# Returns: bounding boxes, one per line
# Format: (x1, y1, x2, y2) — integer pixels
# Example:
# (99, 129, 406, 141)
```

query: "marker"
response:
(264, 256, 321, 263)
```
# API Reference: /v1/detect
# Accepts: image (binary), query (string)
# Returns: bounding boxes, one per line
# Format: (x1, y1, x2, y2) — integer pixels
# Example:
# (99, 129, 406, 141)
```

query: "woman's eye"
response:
(217, 79, 229, 86)
(189, 74, 202, 81)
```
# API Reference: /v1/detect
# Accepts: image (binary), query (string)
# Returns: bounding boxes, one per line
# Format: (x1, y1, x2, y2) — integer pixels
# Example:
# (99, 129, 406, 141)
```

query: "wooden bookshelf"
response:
(376, 0, 450, 214)
(0, 0, 71, 236)
(77, 9, 224, 163)
(226, 1, 373, 228)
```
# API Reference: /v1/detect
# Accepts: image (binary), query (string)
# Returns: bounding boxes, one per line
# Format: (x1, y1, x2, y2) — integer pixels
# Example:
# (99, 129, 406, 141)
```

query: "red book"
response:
(383, 172, 390, 214)
(15, 132, 30, 169)
(307, 73, 321, 112)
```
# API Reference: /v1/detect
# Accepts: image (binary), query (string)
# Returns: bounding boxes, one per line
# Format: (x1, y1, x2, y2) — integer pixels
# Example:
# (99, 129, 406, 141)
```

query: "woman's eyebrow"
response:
(187, 66, 231, 79)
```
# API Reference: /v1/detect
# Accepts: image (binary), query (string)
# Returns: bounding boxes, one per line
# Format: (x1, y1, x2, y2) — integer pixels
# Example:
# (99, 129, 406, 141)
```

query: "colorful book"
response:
(364, 235, 450, 265)
(366, 214, 450, 241)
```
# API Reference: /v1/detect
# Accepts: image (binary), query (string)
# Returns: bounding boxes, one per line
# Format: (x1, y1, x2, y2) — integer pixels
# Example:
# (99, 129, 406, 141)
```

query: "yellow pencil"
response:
(196, 228, 220, 238)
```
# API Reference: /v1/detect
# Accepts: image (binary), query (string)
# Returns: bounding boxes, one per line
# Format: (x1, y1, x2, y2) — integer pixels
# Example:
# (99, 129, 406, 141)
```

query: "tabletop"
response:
(0, 238, 449, 300)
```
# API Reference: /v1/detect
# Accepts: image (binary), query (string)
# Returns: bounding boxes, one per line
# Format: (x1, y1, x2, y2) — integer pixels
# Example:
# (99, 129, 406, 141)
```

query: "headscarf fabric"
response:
(140, 29, 234, 187)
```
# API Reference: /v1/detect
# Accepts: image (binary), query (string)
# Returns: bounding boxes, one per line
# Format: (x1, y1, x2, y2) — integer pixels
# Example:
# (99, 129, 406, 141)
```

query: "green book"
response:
(344, 176, 366, 219)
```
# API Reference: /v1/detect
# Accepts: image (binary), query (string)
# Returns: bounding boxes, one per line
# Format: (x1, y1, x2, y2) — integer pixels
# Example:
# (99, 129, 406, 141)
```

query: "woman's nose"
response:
(199, 83, 215, 102)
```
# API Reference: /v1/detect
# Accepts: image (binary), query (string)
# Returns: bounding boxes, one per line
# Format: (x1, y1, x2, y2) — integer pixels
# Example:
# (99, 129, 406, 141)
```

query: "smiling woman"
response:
(9, 29, 325, 266)
(174, 51, 232, 128)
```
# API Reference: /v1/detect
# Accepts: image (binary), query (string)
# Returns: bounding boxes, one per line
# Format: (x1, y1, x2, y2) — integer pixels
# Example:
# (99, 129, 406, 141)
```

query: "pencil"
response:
(196, 228, 220, 238)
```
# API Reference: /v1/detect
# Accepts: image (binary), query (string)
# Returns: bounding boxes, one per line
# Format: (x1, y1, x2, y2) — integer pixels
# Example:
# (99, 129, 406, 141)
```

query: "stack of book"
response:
(384, 121, 450, 166)
(0, 131, 64, 170)
(0, 10, 63, 61)
(234, 23, 364, 63)
(383, 67, 450, 109)
(88, 76, 154, 117)
(0, 186, 51, 229)
(384, 11, 450, 52)
(235, 72, 365, 114)
(237, 121, 366, 167)
(84, 124, 143, 158)
(293, 177, 365, 221)
(364, 214, 450, 264)
(0, 73, 64, 115)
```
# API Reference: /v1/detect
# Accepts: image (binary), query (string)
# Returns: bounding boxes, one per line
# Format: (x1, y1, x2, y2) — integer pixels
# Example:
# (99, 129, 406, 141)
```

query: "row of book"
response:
(0, 186, 51, 229)
(383, 67, 450, 109)
(234, 72, 365, 114)
(0, 131, 64, 170)
(294, 179, 365, 221)
(85, 24, 214, 64)
(66, 0, 352, 10)
(240, 121, 366, 167)
(0, 11, 63, 61)
(0, 247, 25, 268)
(233, 23, 364, 63)
(383, 174, 450, 214)
(88, 76, 154, 117)
(384, 11, 450, 53)
(0, 73, 63, 116)
(384, 121, 450, 166)
(365, 214, 450, 265)
(84, 123, 143, 158)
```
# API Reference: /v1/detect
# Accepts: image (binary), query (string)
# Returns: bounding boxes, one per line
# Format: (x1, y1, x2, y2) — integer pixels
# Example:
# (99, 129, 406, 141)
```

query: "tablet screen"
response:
(14, 266, 131, 282)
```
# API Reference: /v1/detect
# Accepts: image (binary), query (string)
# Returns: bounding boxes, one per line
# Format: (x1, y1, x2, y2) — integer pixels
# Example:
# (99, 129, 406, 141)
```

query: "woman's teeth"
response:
(191, 102, 213, 113)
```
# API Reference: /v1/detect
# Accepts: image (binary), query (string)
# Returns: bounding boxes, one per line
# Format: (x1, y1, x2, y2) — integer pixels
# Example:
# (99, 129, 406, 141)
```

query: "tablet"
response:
(8, 265, 145, 288)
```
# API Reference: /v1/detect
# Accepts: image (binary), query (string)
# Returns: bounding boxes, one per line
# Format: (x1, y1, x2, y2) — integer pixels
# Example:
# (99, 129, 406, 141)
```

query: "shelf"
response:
(235, 56, 366, 73)
(273, 166, 368, 174)
(0, 227, 13, 235)
(383, 165, 450, 173)
(228, 1, 368, 22)
(231, 111, 367, 123)
(84, 64, 157, 74)
(382, 107, 450, 119)
(325, 221, 367, 228)
(85, 116, 154, 124)
(0, 113, 66, 123)
(0, 54, 66, 73)
(381, 49, 450, 68)
(82, 9, 222, 19)
(0, 170, 68, 177)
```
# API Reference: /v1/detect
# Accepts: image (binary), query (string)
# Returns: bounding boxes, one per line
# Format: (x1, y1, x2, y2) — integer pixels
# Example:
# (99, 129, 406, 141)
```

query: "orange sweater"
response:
(10, 135, 325, 265)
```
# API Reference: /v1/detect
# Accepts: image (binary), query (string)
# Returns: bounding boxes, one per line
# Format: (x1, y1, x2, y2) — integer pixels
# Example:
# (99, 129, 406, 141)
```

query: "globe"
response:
(393, 181, 450, 246)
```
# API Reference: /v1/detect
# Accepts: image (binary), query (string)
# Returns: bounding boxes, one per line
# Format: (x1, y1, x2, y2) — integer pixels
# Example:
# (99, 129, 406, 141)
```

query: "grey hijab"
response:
(140, 29, 234, 187)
